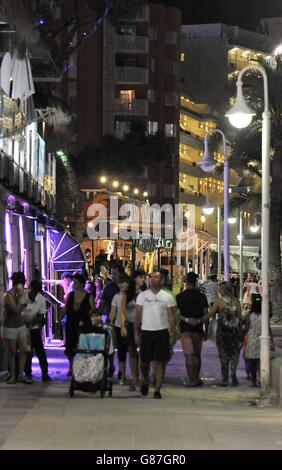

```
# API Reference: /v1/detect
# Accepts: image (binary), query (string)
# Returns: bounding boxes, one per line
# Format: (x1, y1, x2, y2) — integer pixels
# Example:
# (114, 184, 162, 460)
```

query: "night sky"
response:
(183, 0, 282, 30)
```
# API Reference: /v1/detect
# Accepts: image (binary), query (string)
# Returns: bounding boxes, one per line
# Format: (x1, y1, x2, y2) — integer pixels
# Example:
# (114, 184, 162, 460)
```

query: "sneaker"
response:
(6, 377, 16, 385)
(18, 375, 33, 384)
(153, 391, 162, 399)
(42, 375, 52, 383)
(140, 380, 149, 396)
(119, 379, 125, 386)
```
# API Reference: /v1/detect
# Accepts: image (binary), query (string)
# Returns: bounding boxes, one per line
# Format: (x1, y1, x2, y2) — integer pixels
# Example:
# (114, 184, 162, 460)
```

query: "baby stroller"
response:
(69, 327, 113, 398)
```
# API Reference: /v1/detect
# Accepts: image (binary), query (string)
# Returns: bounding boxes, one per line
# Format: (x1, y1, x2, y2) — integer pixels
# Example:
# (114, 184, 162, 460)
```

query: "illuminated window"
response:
(148, 121, 158, 135)
(181, 53, 185, 62)
(165, 123, 177, 137)
(119, 90, 135, 102)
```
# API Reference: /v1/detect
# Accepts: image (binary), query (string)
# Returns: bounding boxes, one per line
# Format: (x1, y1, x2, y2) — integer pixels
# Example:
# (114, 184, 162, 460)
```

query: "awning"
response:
(50, 230, 86, 272)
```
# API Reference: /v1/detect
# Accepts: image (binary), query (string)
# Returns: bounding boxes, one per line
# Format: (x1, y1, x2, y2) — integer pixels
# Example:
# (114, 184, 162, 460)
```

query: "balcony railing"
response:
(119, 5, 149, 22)
(115, 99, 148, 116)
(115, 35, 149, 53)
(0, 151, 56, 212)
(115, 66, 149, 84)
(180, 131, 203, 151)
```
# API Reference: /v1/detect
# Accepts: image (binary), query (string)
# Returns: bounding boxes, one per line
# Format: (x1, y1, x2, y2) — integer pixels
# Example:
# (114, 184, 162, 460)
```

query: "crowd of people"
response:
(0, 257, 271, 398)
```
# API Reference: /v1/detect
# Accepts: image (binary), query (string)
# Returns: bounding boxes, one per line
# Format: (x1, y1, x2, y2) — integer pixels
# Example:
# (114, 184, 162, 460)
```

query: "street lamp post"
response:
(226, 64, 271, 398)
(239, 214, 243, 302)
(198, 130, 229, 281)
(217, 206, 222, 281)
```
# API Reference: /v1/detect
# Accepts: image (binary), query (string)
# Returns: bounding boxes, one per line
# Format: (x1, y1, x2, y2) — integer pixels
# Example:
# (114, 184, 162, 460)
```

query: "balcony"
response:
(180, 159, 206, 178)
(180, 131, 203, 151)
(0, 151, 56, 212)
(115, 35, 149, 53)
(119, 5, 149, 22)
(115, 99, 148, 116)
(180, 190, 205, 206)
(115, 66, 149, 84)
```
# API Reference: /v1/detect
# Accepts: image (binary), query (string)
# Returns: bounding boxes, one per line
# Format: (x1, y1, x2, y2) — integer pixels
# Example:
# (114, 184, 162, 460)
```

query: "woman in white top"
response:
(109, 275, 130, 385)
(23, 280, 51, 382)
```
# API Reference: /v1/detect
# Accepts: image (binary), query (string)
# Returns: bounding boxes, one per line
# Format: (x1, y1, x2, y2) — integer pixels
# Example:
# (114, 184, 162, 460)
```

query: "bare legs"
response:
(185, 353, 202, 385)
(6, 334, 28, 383)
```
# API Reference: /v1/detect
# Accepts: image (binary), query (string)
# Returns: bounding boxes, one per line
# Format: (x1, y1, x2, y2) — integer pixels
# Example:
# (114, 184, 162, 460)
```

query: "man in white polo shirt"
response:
(134, 272, 176, 399)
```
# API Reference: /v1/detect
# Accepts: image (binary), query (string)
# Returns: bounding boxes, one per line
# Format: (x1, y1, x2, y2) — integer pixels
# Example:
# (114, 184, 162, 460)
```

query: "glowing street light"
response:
(143, 191, 148, 197)
(199, 129, 230, 281)
(112, 181, 119, 189)
(198, 139, 217, 173)
(123, 185, 129, 192)
(228, 217, 237, 225)
(226, 64, 271, 399)
(133, 188, 139, 195)
(100, 176, 107, 184)
(225, 86, 256, 129)
(202, 197, 215, 216)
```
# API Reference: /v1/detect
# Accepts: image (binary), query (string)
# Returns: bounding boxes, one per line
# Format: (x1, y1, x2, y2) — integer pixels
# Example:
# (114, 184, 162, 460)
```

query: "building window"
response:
(165, 61, 177, 76)
(147, 121, 158, 135)
(119, 90, 135, 102)
(165, 124, 177, 137)
(148, 89, 157, 103)
(180, 53, 185, 62)
(149, 58, 159, 73)
(165, 31, 177, 45)
(149, 27, 159, 41)
(115, 120, 131, 138)
(117, 25, 135, 35)
(165, 92, 178, 106)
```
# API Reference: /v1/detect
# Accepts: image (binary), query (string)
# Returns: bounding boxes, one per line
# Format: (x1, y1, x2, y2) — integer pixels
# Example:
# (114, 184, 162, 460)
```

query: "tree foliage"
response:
(226, 59, 282, 322)
(70, 121, 171, 177)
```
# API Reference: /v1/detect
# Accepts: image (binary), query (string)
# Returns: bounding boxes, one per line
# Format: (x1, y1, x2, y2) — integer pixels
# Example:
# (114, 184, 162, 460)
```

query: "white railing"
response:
(115, 35, 149, 52)
(115, 67, 149, 84)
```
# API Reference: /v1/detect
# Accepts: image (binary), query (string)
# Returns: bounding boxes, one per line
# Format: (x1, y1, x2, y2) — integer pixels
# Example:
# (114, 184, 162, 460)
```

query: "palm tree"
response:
(227, 59, 282, 323)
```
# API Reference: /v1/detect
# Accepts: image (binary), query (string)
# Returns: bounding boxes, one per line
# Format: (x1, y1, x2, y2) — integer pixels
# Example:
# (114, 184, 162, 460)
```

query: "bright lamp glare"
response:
(250, 224, 260, 233)
(202, 207, 214, 216)
(228, 217, 237, 224)
(228, 113, 253, 129)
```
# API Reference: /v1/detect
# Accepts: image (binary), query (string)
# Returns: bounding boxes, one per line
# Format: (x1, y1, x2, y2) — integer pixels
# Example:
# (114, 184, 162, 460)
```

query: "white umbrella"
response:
(0, 51, 35, 101)
(0, 51, 12, 95)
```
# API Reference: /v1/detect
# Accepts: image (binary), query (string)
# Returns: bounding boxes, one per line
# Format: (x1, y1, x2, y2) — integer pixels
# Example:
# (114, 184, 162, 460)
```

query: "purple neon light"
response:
(40, 235, 45, 279)
(19, 216, 25, 273)
(5, 212, 13, 288)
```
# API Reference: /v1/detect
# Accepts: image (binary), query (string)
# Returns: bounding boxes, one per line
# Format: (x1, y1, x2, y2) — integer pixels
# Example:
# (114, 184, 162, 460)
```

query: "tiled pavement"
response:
(0, 340, 282, 450)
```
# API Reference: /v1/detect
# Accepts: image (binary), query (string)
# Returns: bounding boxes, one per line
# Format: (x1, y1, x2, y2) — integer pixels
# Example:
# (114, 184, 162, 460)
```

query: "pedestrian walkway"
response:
(0, 341, 281, 450)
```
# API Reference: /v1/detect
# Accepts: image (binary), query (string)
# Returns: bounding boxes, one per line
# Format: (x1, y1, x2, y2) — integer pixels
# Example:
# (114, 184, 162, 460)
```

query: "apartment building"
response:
(60, 1, 181, 205)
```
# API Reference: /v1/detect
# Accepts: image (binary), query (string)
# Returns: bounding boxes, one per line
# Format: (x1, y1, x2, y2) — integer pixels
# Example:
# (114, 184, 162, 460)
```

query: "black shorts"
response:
(140, 329, 170, 363)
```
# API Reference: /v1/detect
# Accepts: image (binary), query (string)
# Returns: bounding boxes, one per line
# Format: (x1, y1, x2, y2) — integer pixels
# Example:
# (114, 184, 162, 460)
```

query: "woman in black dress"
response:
(64, 274, 95, 375)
